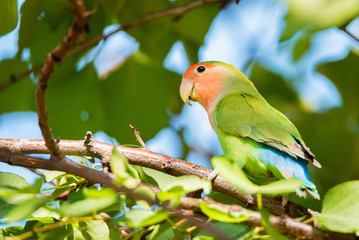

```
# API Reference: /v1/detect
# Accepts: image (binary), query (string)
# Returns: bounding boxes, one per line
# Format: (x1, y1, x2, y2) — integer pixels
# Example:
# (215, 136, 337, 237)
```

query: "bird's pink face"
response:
(180, 63, 224, 112)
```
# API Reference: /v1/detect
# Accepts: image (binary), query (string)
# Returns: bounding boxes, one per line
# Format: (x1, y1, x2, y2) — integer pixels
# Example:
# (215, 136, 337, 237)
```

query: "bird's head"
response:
(180, 61, 238, 111)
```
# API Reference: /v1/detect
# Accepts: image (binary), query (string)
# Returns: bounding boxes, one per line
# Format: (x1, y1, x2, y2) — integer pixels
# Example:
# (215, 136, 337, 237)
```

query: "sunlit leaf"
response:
(195, 221, 251, 239)
(43, 170, 66, 182)
(79, 220, 110, 240)
(149, 221, 174, 240)
(61, 188, 118, 217)
(2, 226, 24, 237)
(115, 209, 169, 228)
(0, 59, 35, 113)
(282, 0, 359, 40)
(157, 175, 211, 201)
(199, 200, 251, 223)
(315, 181, 359, 235)
(0, 172, 29, 189)
(142, 167, 177, 189)
(110, 146, 140, 188)
(260, 209, 289, 240)
(0, 0, 18, 36)
(212, 156, 302, 196)
(6, 196, 51, 222)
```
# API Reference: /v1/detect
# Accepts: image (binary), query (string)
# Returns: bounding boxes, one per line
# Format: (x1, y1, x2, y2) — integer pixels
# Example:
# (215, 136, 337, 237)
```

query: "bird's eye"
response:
(196, 65, 206, 74)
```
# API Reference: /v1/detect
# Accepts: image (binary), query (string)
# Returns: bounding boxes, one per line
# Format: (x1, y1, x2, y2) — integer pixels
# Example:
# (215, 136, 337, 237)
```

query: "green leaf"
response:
(157, 175, 211, 201)
(173, 2, 218, 46)
(212, 156, 259, 194)
(2, 226, 23, 237)
(31, 207, 60, 220)
(107, 222, 123, 240)
(133, 186, 156, 204)
(61, 188, 118, 217)
(195, 221, 251, 239)
(132, 166, 159, 187)
(44, 53, 181, 144)
(314, 180, 359, 235)
(6, 196, 51, 222)
(18, 0, 44, 52)
(162, 175, 211, 193)
(260, 209, 289, 240)
(258, 179, 303, 196)
(199, 200, 251, 223)
(116, 0, 175, 63)
(0, 173, 42, 219)
(282, 0, 359, 40)
(149, 221, 174, 240)
(142, 167, 177, 189)
(193, 236, 214, 240)
(0, 198, 14, 219)
(18, 0, 70, 65)
(205, 192, 245, 207)
(115, 209, 169, 228)
(110, 147, 140, 188)
(42, 223, 74, 240)
(0, 0, 18, 36)
(43, 170, 66, 182)
(99, 53, 182, 143)
(0, 172, 29, 189)
(18, 178, 43, 194)
(0, 59, 35, 114)
(212, 156, 302, 196)
(79, 220, 110, 240)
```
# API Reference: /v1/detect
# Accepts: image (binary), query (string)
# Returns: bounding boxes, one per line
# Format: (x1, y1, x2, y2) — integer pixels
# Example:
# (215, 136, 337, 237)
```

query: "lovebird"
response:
(179, 62, 321, 199)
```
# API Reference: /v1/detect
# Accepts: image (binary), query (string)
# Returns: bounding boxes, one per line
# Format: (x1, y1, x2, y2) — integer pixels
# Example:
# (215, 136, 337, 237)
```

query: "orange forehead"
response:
(183, 63, 216, 79)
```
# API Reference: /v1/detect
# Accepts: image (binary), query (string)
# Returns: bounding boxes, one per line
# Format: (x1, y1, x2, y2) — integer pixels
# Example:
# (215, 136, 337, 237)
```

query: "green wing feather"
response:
(214, 93, 321, 168)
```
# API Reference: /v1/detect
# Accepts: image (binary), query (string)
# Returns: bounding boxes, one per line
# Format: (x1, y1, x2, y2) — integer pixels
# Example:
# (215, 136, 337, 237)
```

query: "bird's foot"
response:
(208, 168, 218, 181)
(281, 195, 289, 207)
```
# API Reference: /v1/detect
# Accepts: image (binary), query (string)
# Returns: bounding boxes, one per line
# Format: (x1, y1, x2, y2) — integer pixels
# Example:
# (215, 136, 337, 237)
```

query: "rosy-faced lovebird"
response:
(180, 62, 321, 199)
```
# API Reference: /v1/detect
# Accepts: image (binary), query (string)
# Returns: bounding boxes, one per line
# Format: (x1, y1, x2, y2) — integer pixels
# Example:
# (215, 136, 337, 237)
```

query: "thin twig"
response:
(0, 0, 233, 92)
(35, 0, 90, 158)
(342, 28, 359, 42)
(13, 216, 104, 240)
(0, 65, 42, 92)
(129, 124, 148, 149)
(27, 168, 57, 186)
(173, 210, 234, 240)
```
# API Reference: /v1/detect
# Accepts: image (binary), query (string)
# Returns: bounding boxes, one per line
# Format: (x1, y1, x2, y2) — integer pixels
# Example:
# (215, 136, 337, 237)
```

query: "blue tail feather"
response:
(257, 145, 318, 198)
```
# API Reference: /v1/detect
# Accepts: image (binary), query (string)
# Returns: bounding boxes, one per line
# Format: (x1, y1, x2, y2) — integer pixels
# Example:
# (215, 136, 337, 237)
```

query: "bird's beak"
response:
(180, 78, 194, 106)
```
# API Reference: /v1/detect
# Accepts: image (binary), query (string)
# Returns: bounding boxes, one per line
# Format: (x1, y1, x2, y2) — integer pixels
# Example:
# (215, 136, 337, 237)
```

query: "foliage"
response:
(0, 0, 18, 37)
(0, 0, 359, 239)
(315, 181, 359, 235)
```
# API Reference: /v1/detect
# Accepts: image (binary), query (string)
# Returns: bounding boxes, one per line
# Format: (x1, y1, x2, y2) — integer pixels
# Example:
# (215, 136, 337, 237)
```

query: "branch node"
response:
(129, 124, 149, 150)
(84, 131, 94, 145)
(51, 53, 62, 62)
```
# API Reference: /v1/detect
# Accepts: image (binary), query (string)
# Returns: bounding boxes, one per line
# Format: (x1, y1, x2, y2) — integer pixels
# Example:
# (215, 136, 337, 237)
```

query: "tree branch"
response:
(342, 28, 359, 42)
(0, 138, 309, 218)
(0, 150, 355, 240)
(129, 124, 149, 149)
(35, 0, 90, 158)
(0, 0, 233, 92)
(0, 151, 230, 240)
